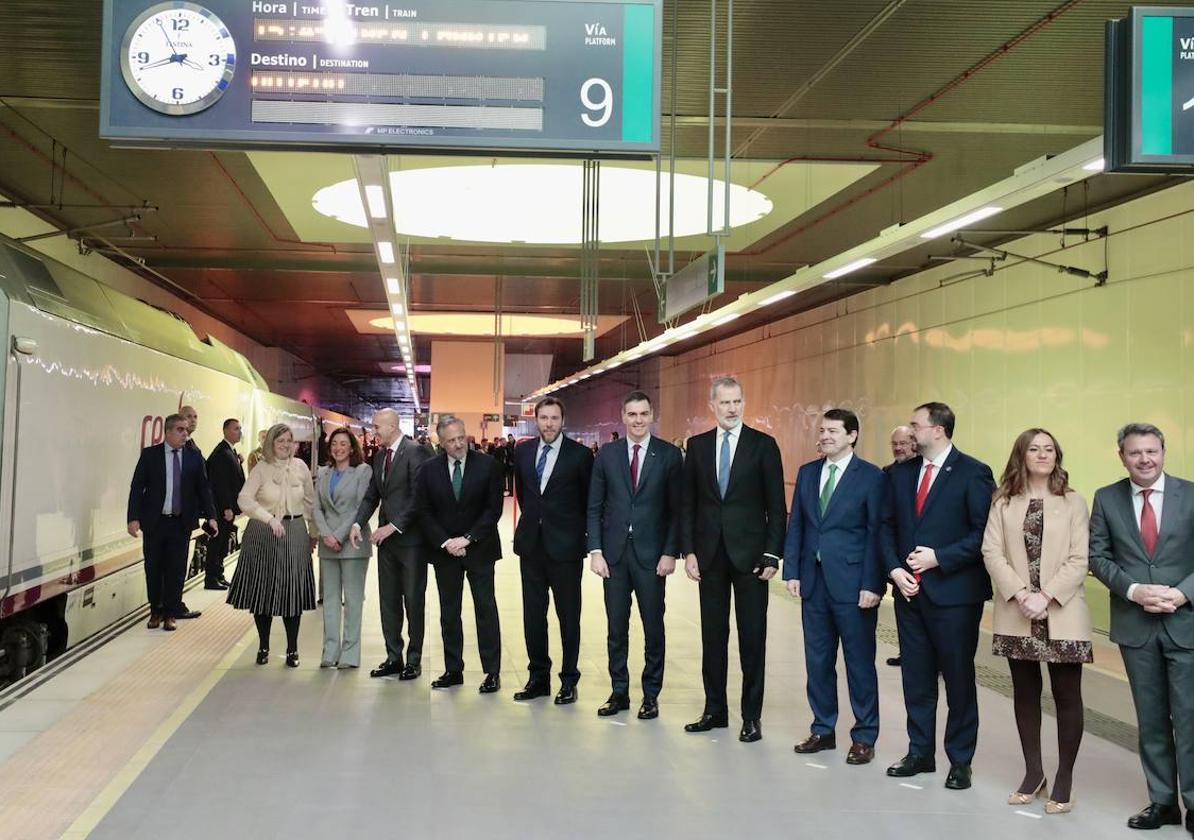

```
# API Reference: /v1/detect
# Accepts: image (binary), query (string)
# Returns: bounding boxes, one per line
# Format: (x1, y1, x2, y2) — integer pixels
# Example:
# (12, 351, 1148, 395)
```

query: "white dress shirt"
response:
(916, 444, 954, 494)
(536, 437, 561, 492)
(819, 450, 854, 497)
(714, 422, 742, 478)
(1125, 473, 1167, 603)
(627, 434, 651, 465)
(162, 445, 184, 515)
(447, 450, 468, 483)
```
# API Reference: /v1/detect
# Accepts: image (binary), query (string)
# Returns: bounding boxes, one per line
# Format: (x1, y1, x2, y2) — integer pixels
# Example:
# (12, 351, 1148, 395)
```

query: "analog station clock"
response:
(120, 2, 237, 116)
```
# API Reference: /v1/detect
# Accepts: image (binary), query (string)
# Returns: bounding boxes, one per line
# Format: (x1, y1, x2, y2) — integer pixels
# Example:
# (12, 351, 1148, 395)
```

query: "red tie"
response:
(915, 462, 934, 517)
(630, 444, 641, 491)
(1140, 489, 1158, 557)
(383, 448, 393, 481)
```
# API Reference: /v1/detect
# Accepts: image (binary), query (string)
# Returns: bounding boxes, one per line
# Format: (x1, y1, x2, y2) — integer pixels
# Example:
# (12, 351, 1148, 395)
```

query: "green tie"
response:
(452, 459, 463, 500)
(819, 463, 838, 516)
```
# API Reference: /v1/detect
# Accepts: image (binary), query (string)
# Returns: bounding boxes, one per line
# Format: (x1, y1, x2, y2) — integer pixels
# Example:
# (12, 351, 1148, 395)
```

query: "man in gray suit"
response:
(1089, 422, 1194, 834)
(350, 408, 434, 680)
(586, 390, 683, 720)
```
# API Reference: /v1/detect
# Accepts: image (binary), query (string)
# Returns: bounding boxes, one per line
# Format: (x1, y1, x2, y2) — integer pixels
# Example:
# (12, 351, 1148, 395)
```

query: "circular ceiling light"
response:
(312, 164, 772, 245)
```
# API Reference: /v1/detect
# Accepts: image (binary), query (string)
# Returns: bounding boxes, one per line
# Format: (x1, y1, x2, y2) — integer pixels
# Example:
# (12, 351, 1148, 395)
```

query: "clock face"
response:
(120, 2, 236, 116)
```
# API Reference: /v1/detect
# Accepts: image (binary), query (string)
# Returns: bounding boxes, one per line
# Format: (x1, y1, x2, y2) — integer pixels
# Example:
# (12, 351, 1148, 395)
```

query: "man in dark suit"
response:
(204, 418, 245, 590)
(883, 424, 918, 667)
(1089, 423, 1194, 833)
(784, 408, 885, 764)
(586, 390, 683, 720)
(127, 413, 218, 630)
(680, 376, 785, 743)
(881, 402, 994, 790)
(351, 408, 435, 680)
(512, 397, 594, 705)
(416, 415, 505, 693)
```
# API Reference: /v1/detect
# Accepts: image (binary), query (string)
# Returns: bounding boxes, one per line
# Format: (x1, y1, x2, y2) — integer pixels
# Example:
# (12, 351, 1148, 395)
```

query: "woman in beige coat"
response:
(982, 428, 1092, 815)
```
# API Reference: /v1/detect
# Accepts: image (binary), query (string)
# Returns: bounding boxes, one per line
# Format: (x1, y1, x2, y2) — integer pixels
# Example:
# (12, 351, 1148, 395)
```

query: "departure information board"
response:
(100, 0, 661, 156)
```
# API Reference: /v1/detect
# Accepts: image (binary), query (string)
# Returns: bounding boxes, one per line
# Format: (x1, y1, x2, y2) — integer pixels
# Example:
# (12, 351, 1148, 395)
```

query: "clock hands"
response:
(138, 53, 203, 71)
(156, 19, 180, 54)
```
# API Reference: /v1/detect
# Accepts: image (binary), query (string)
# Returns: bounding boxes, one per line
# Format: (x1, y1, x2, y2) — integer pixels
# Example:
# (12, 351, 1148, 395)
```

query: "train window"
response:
(4, 243, 67, 303)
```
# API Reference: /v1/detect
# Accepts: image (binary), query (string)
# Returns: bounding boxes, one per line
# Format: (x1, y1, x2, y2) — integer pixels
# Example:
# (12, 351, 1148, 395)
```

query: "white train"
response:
(0, 234, 363, 685)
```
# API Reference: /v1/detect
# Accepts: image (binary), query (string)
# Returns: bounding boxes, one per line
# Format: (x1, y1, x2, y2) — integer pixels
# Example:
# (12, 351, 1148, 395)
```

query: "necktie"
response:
(452, 459, 463, 500)
(718, 431, 731, 498)
(171, 448, 182, 515)
(820, 462, 838, 516)
(536, 444, 552, 488)
(915, 462, 934, 517)
(383, 447, 393, 481)
(1140, 488, 1159, 557)
(630, 444, 641, 491)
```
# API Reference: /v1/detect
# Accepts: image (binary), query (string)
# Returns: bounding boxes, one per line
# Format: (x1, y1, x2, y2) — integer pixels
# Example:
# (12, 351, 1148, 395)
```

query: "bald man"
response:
(883, 425, 918, 666)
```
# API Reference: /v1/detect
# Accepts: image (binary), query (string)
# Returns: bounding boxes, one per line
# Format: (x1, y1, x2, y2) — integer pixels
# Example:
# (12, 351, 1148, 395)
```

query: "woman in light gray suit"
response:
(314, 427, 373, 668)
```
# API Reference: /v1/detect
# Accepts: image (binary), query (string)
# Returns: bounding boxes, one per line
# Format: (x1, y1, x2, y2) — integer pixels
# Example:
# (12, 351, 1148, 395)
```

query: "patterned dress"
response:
(992, 498, 1093, 664)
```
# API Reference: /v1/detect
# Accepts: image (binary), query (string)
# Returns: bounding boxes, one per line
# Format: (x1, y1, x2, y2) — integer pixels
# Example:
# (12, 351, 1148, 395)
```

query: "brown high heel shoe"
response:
(1007, 777, 1047, 805)
(1044, 799, 1073, 814)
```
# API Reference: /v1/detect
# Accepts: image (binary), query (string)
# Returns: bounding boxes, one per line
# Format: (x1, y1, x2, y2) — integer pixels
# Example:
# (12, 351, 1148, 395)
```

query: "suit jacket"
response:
(127, 442, 217, 533)
(982, 491, 1092, 641)
(513, 435, 594, 561)
(586, 436, 683, 567)
(680, 425, 786, 572)
(416, 450, 505, 564)
(783, 455, 886, 602)
(353, 436, 435, 547)
(1089, 474, 1194, 648)
(314, 463, 373, 559)
(880, 447, 995, 606)
(206, 439, 246, 515)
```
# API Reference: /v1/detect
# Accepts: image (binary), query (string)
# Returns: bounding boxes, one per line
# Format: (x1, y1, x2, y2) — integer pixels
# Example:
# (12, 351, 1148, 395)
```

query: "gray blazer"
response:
(314, 463, 373, 559)
(1089, 474, 1194, 649)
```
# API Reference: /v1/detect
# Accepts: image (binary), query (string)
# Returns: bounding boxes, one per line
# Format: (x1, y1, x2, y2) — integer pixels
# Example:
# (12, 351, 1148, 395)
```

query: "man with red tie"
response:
(1089, 424, 1194, 833)
(881, 402, 994, 790)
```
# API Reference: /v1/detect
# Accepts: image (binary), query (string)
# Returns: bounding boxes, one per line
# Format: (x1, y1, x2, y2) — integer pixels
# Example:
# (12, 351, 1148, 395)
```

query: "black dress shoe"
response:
(886, 656, 902, 667)
(1184, 810, 1193, 836)
(794, 733, 837, 753)
(514, 681, 551, 701)
(285, 651, 300, 668)
(218, 578, 232, 587)
(739, 720, 762, 742)
(637, 697, 659, 719)
(370, 660, 404, 678)
(398, 664, 421, 681)
(431, 671, 464, 689)
(597, 692, 630, 716)
(684, 713, 729, 733)
(204, 580, 228, 590)
(944, 764, 972, 790)
(255, 648, 269, 665)
(479, 673, 501, 693)
(176, 609, 202, 619)
(1127, 803, 1182, 830)
(554, 685, 578, 705)
(886, 754, 936, 777)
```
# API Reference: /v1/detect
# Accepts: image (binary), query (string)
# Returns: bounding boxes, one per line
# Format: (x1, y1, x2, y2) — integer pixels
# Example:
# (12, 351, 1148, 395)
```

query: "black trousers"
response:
(519, 541, 582, 688)
(378, 540, 428, 666)
(698, 541, 769, 720)
(603, 541, 666, 698)
(143, 517, 189, 617)
(434, 556, 501, 674)
(205, 517, 235, 583)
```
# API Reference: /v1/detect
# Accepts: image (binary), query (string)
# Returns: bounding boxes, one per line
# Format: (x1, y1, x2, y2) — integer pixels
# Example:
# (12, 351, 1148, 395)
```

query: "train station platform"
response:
(0, 500, 1161, 840)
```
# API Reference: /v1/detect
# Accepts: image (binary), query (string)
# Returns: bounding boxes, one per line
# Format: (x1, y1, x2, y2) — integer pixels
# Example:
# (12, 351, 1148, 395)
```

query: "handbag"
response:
(189, 532, 209, 578)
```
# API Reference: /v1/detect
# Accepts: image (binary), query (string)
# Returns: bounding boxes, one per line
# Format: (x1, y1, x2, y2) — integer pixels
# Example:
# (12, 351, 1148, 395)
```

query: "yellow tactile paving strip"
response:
(0, 602, 254, 840)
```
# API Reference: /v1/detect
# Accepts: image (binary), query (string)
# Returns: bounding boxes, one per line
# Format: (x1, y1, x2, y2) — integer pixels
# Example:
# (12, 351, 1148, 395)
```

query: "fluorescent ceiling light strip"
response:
(919, 206, 1002, 240)
(365, 184, 387, 220)
(377, 241, 396, 264)
(757, 289, 797, 307)
(391, 302, 405, 315)
(713, 313, 740, 327)
(385, 277, 400, 294)
(823, 257, 877, 279)
(1083, 158, 1105, 172)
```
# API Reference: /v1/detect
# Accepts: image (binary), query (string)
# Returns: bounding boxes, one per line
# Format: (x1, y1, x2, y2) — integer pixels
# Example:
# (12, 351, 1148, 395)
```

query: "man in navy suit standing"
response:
(587, 390, 683, 720)
(127, 413, 218, 630)
(785, 408, 885, 764)
(881, 402, 994, 790)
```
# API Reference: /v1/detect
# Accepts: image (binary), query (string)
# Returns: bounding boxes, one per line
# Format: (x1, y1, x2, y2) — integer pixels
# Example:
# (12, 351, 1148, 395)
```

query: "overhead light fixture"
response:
(385, 277, 400, 294)
(823, 257, 878, 279)
(919, 207, 1002, 240)
(377, 241, 395, 264)
(713, 313, 741, 327)
(607, 360, 623, 368)
(757, 289, 797, 307)
(365, 185, 387, 220)
(1083, 158, 1106, 172)
(391, 302, 405, 315)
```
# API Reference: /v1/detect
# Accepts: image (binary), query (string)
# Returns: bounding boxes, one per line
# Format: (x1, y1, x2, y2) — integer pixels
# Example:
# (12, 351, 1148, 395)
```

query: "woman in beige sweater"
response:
(982, 428, 1092, 815)
(227, 423, 318, 667)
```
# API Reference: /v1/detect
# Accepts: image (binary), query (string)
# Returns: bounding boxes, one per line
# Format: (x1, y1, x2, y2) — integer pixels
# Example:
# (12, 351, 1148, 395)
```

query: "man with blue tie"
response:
(882, 402, 995, 790)
(127, 413, 218, 630)
(511, 397, 594, 705)
(587, 391, 683, 720)
(681, 377, 786, 743)
(784, 409, 885, 764)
